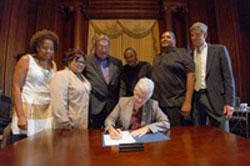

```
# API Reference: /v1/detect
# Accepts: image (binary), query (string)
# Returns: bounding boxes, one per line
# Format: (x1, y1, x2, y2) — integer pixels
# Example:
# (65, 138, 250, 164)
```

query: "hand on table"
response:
(130, 126, 150, 137)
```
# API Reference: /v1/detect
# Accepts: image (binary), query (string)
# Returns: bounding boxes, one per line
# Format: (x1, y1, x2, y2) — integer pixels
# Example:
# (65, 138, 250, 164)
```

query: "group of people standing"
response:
(10, 21, 235, 143)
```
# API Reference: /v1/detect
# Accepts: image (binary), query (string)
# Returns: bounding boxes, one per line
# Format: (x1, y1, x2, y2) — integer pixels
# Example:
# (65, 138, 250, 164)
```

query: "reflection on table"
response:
(0, 127, 250, 166)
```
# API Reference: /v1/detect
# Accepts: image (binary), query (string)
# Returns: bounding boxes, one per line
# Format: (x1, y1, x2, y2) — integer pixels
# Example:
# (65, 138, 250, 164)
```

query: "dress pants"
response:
(160, 106, 192, 127)
(89, 104, 112, 129)
(192, 90, 229, 131)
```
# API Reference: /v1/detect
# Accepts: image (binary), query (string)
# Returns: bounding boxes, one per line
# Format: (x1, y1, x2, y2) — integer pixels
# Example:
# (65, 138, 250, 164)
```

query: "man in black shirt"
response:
(120, 47, 151, 97)
(151, 31, 195, 127)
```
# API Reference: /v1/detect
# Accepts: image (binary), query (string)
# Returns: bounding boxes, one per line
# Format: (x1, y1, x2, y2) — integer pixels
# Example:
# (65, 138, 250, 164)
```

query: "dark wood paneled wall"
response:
(0, 0, 5, 92)
(237, 0, 250, 103)
(86, 0, 161, 19)
(0, 0, 32, 95)
(0, 0, 250, 103)
(214, 0, 241, 99)
(188, 0, 218, 44)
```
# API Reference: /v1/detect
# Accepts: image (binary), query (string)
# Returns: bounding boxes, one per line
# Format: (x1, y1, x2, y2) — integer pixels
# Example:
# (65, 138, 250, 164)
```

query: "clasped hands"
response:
(108, 126, 150, 140)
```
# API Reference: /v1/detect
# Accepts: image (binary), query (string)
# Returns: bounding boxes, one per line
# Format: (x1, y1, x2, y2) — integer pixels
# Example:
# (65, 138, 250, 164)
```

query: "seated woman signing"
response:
(105, 78, 170, 139)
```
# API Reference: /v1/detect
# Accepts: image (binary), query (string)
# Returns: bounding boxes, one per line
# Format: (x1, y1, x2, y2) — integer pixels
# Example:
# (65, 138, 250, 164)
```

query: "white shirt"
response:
(22, 54, 56, 104)
(194, 42, 208, 90)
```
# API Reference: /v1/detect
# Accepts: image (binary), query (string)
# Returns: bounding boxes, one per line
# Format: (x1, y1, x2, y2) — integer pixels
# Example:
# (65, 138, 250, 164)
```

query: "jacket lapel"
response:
(206, 44, 214, 77)
(123, 98, 134, 129)
(91, 55, 108, 84)
(140, 100, 150, 127)
(108, 56, 116, 84)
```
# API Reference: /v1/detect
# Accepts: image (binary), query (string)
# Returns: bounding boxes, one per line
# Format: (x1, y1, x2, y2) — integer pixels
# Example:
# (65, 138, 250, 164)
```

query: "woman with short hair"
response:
(105, 78, 170, 139)
(51, 48, 91, 129)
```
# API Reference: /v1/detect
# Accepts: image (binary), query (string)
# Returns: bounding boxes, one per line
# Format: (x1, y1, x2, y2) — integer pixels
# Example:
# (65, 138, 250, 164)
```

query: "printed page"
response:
(103, 131, 136, 146)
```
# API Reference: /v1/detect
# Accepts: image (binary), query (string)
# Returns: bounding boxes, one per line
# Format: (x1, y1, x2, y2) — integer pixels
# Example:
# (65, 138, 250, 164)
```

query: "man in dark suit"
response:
(190, 22, 236, 131)
(85, 35, 122, 128)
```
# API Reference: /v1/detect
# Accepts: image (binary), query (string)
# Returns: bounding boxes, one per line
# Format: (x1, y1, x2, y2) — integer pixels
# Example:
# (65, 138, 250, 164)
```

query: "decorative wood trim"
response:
(58, 4, 75, 20)
(85, 0, 162, 19)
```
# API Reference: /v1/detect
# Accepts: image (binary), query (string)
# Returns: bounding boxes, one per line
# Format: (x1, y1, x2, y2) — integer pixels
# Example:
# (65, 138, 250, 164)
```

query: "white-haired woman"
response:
(105, 78, 170, 139)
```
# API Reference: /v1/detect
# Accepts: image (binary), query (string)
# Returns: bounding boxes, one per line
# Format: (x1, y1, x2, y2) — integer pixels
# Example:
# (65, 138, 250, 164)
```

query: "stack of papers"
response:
(103, 131, 136, 146)
(102, 131, 170, 147)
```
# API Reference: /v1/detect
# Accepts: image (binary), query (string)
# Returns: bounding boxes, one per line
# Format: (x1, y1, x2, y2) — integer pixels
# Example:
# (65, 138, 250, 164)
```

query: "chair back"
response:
(0, 95, 12, 134)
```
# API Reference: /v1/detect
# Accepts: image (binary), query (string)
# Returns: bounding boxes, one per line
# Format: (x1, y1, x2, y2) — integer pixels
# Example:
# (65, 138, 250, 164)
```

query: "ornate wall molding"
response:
(58, 4, 75, 20)
(85, 0, 162, 19)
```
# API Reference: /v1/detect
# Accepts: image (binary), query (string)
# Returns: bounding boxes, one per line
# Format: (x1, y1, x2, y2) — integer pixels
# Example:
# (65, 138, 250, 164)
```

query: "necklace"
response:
(42, 69, 52, 80)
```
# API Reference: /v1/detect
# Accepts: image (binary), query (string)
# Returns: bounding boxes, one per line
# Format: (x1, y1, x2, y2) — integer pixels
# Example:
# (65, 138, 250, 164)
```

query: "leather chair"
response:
(0, 95, 12, 148)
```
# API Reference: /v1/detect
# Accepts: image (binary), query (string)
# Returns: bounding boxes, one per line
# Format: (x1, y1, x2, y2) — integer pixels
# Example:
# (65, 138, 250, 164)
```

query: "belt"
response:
(195, 89, 207, 94)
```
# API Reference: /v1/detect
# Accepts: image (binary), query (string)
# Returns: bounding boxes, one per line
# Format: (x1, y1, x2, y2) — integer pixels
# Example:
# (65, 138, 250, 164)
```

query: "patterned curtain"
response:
(87, 19, 160, 64)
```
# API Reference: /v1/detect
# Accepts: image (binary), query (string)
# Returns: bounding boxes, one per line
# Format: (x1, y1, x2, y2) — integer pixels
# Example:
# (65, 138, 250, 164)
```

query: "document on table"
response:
(102, 131, 136, 147)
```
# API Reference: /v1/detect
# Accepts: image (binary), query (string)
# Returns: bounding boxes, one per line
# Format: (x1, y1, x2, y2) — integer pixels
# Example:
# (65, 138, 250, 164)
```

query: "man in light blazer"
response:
(105, 78, 170, 138)
(190, 22, 236, 131)
(85, 35, 123, 128)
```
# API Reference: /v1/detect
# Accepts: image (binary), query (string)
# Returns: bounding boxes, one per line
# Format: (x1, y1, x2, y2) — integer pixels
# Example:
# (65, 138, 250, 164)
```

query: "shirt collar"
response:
(161, 46, 176, 54)
(95, 54, 110, 62)
(196, 42, 207, 54)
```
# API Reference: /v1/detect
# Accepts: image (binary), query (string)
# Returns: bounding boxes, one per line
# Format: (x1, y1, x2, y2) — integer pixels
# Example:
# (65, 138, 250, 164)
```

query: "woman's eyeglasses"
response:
(75, 59, 85, 65)
(73, 56, 86, 65)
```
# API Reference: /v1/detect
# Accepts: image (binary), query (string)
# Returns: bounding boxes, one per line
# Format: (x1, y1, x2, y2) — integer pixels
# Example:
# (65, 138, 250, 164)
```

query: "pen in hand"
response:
(109, 127, 122, 140)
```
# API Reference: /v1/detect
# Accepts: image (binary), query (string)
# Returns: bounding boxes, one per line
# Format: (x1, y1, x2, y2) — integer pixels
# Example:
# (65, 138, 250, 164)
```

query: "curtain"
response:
(87, 19, 160, 64)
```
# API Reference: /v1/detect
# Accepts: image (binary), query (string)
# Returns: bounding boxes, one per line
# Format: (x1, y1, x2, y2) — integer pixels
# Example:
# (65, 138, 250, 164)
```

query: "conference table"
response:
(0, 127, 250, 166)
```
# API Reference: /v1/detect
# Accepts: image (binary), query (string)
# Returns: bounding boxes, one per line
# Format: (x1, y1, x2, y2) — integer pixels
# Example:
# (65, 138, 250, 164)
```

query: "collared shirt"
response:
(129, 108, 143, 130)
(151, 47, 195, 107)
(194, 42, 208, 90)
(95, 55, 110, 83)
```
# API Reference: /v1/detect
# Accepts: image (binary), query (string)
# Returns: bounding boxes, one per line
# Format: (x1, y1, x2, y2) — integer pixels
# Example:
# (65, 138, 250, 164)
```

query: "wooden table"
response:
(0, 127, 250, 166)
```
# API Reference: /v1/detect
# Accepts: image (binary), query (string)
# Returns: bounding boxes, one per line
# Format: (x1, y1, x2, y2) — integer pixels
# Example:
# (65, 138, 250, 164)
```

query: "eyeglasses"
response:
(134, 91, 148, 101)
(96, 45, 110, 51)
(75, 59, 85, 65)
